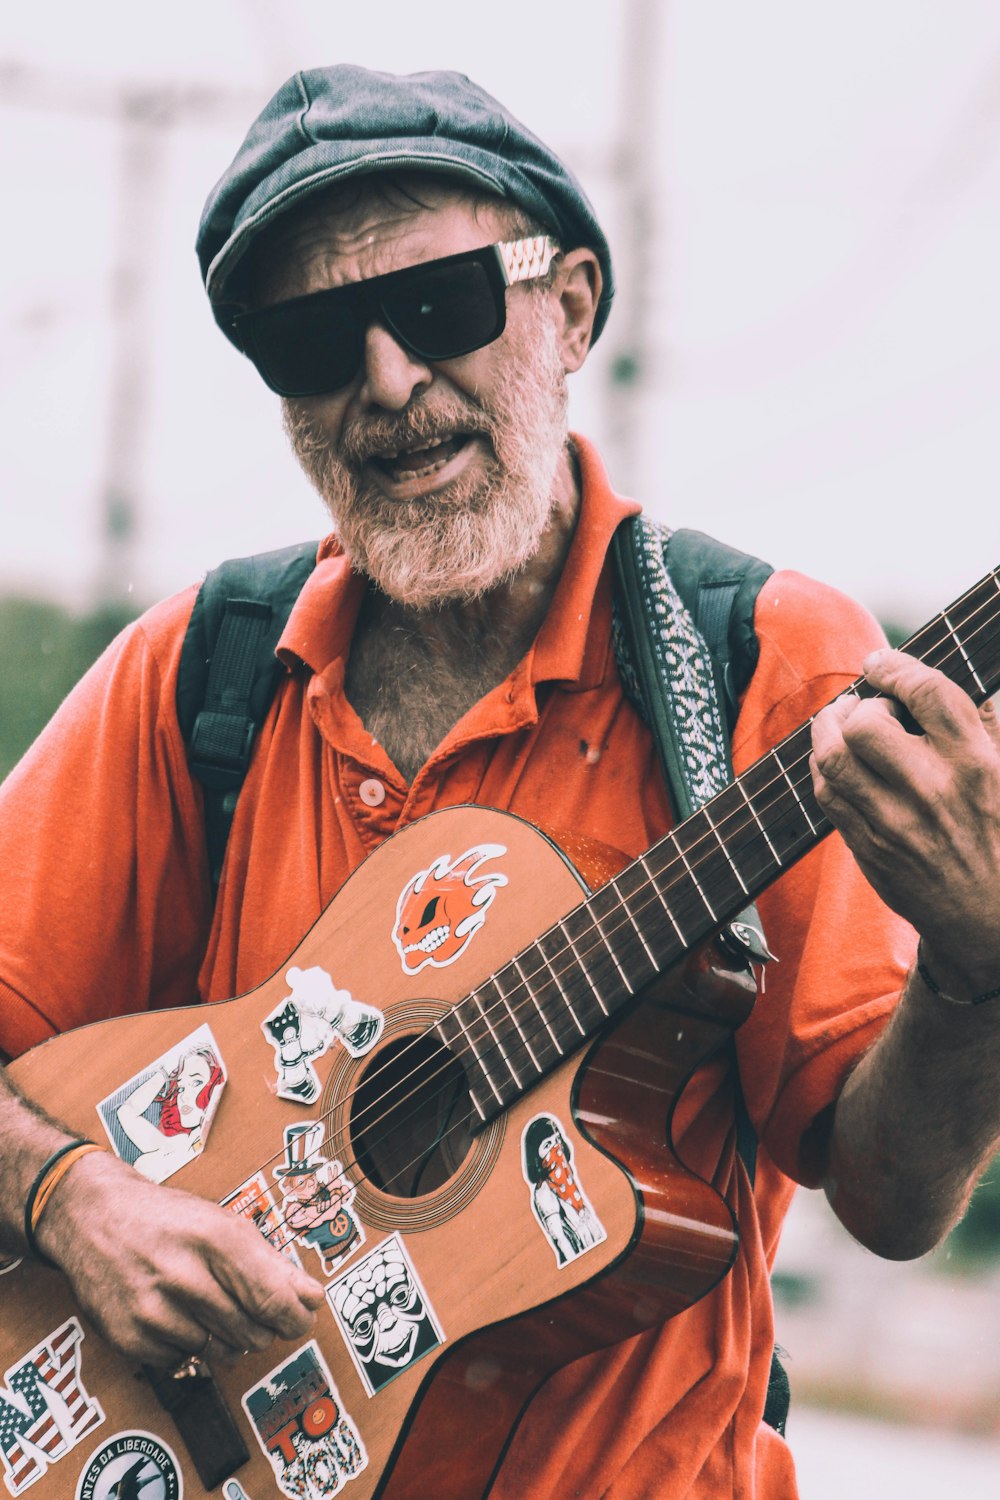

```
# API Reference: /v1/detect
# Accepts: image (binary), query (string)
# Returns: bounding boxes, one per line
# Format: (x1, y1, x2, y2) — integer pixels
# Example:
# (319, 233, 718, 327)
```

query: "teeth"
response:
(376, 434, 454, 461)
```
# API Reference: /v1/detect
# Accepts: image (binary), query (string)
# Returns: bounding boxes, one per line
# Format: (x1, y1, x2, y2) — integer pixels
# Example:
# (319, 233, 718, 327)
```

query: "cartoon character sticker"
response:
(261, 966, 383, 1105)
(95, 1023, 226, 1184)
(242, 1341, 367, 1499)
(223, 1170, 301, 1267)
(327, 1234, 444, 1397)
(272, 1124, 363, 1278)
(392, 844, 507, 975)
(74, 1430, 180, 1500)
(521, 1114, 607, 1267)
(0, 1317, 105, 1497)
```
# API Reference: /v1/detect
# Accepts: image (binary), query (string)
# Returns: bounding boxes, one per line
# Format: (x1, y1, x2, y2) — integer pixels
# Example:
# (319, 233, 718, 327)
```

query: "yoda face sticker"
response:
(327, 1235, 444, 1396)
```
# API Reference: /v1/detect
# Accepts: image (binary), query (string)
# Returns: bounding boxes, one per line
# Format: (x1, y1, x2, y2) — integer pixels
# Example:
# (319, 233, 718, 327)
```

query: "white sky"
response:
(1, 0, 998, 631)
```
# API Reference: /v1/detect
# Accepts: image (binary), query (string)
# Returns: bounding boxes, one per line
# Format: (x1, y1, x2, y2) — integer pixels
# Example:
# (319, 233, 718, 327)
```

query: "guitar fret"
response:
(534, 937, 587, 1036)
(639, 853, 687, 945)
(702, 804, 748, 895)
(433, 1018, 489, 1120)
(471, 988, 525, 1088)
(771, 746, 819, 836)
(591, 909, 634, 995)
(489, 970, 545, 1072)
(610, 876, 658, 966)
(559, 918, 609, 1015)
(943, 612, 986, 695)
(674, 834, 719, 921)
(512, 958, 564, 1057)
(734, 776, 783, 867)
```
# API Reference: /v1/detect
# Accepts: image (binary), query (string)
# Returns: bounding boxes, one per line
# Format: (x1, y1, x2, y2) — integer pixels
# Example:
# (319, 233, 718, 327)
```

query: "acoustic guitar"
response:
(2, 566, 998, 1500)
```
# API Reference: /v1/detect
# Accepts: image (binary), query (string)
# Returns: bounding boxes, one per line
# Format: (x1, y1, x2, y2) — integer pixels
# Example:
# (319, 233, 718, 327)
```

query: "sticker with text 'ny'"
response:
(261, 966, 384, 1106)
(222, 1169, 302, 1268)
(0, 1317, 105, 1496)
(327, 1234, 444, 1397)
(242, 1342, 367, 1499)
(392, 844, 507, 975)
(95, 1022, 226, 1184)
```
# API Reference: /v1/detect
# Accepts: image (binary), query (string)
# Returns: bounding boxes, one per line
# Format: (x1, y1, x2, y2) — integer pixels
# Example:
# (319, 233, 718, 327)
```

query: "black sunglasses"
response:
(230, 236, 558, 397)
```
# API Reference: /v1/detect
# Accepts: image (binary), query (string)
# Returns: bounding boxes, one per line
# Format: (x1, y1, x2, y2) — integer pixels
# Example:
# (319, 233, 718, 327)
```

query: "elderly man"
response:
(1, 64, 999, 1499)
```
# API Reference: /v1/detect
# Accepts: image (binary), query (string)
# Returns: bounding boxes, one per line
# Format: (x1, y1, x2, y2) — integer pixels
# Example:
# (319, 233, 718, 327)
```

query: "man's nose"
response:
(359, 322, 434, 410)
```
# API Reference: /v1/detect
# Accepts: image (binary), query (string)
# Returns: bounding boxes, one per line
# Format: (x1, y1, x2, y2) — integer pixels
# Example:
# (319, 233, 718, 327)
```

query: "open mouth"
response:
(370, 433, 472, 484)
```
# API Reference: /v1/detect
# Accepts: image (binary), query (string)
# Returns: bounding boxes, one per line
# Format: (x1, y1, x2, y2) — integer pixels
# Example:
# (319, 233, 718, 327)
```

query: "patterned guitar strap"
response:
(611, 514, 791, 1437)
(610, 513, 772, 1149)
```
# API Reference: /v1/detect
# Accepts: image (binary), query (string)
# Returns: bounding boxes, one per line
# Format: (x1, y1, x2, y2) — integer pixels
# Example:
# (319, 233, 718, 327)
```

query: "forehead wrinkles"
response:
(251, 181, 512, 307)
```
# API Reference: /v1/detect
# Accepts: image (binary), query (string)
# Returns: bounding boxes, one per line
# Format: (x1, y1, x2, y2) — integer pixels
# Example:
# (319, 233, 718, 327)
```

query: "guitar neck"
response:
(439, 566, 1000, 1126)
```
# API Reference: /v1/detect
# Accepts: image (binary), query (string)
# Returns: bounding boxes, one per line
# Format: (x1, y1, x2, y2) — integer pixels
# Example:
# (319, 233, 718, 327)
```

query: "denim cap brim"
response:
(197, 65, 614, 350)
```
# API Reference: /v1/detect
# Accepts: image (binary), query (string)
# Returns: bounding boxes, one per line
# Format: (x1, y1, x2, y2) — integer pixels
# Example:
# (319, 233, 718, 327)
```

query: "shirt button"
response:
(359, 777, 386, 807)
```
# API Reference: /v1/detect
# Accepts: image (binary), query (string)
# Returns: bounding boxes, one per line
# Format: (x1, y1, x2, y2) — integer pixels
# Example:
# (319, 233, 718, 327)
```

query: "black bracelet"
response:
(23, 1139, 93, 1265)
(916, 942, 1000, 1007)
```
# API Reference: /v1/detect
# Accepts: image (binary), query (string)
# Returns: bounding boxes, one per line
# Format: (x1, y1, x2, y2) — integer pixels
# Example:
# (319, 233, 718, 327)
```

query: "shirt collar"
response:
(276, 433, 641, 684)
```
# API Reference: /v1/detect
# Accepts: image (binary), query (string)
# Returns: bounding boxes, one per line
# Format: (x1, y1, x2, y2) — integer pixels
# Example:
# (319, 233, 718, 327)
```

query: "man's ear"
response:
(552, 248, 603, 372)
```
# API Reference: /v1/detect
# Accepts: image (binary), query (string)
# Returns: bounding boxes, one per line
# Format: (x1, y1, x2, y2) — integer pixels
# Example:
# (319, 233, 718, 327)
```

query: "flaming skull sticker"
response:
(392, 844, 507, 975)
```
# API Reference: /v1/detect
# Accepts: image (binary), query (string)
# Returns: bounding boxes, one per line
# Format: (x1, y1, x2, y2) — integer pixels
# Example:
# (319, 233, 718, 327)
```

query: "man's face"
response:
(254, 181, 572, 608)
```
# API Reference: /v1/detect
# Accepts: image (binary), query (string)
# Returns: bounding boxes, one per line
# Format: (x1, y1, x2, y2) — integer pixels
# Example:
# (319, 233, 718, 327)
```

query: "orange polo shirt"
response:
(0, 436, 913, 1496)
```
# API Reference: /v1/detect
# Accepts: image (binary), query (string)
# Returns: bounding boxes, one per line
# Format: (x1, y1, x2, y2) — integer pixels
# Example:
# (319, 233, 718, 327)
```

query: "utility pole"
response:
(602, 0, 663, 497)
(0, 63, 261, 607)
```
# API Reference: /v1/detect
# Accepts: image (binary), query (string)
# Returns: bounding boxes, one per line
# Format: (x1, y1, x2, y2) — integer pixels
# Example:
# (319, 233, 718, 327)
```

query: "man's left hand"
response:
(811, 648, 1000, 997)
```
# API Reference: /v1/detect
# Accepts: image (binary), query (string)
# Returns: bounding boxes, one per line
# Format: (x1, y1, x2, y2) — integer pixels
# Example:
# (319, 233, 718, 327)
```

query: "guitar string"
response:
(223, 577, 1000, 1226)
(234, 584, 1000, 1235)
(282, 572, 1000, 1161)
(219, 577, 1000, 1236)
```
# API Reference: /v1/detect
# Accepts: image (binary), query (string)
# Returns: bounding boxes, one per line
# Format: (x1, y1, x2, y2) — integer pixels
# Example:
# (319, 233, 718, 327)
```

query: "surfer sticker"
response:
(222, 1170, 301, 1267)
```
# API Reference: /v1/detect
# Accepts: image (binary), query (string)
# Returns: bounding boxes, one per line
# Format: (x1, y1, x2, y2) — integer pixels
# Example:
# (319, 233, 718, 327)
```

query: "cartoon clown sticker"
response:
(392, 844, 507, 976)
(521, 1114, 606, 1267)
(261, 965, 384, 1105)
(272, 1123, 364, 1278)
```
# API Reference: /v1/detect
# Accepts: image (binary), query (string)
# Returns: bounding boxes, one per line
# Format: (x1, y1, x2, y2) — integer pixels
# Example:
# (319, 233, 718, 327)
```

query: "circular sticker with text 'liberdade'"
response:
(76, 1430, 182, 1500)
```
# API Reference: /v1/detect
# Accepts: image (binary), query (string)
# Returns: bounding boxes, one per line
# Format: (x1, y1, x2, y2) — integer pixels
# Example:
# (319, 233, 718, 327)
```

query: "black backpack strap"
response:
(177, 540, 319, 891)
(663, 528, 774, 734)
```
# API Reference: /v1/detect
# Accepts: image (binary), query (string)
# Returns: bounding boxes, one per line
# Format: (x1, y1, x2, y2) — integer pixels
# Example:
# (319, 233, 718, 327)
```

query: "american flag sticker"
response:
(0, 1317, 105, 1496)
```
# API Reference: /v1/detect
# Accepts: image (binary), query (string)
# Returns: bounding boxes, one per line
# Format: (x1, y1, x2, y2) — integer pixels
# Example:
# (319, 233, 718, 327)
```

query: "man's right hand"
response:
(35, 1148, 325, 1367)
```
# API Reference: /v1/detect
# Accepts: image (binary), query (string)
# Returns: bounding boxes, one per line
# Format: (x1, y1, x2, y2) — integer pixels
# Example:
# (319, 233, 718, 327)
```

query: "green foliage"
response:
(941, 1164, 1000, 1270)
(0, 595, 138, 781)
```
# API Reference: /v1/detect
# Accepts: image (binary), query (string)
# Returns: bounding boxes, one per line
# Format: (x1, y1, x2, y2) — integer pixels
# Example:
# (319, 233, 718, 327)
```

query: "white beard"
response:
(283, 310, 569, 609)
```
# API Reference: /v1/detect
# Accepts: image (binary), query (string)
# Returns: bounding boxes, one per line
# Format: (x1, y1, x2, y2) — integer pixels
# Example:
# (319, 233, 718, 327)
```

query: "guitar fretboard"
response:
(436, 566, 1000, 1125)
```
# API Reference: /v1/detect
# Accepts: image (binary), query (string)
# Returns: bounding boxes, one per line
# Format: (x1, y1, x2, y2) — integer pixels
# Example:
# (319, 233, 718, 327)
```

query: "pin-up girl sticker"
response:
(521, 1113, 606, 1266)
(96, 1023, 226, 1183)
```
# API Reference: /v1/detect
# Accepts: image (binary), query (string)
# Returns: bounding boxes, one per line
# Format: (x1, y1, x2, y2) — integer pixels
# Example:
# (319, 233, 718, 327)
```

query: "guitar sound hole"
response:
(350, 1035, 475, 1197)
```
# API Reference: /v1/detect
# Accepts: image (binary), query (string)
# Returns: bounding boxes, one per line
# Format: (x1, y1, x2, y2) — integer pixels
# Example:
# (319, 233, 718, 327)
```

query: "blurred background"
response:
(2, 2, 999, 1491)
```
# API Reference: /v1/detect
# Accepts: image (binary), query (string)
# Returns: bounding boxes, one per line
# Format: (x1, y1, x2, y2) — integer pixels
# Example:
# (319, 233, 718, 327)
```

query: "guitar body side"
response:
(2, 806, 752, 1500)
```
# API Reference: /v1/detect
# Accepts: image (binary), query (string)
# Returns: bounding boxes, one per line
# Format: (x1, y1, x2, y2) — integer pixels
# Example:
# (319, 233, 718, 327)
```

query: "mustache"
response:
(337, 399, 495, 465)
